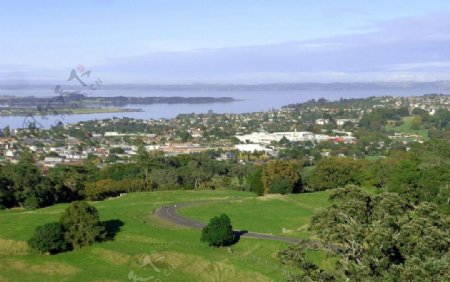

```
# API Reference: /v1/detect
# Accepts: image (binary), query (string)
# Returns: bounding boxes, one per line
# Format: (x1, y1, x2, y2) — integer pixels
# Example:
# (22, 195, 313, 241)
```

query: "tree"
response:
(0, 171, 14, 209)
(279, 240, 335, 281)
(294, 185, 450, 280)
(109, 147, 125, 154)
(60, 201, 105, 249)
(7, 150, 45, 208)
(279, 136, 291, 146)
(178, 131, 193, 142)
(3, 126, 10, 137)
(270, 175, 295, 194)
(246, 167, 264, 196)
(135, 145, 154, 190)
(46, 165, 84, 203)
(201, 214, 236, 247)
(306, 157, 365, 191)
(28, 222, 69, 254)
(262, 160, 302, 195)
(150, 168, 181, 190)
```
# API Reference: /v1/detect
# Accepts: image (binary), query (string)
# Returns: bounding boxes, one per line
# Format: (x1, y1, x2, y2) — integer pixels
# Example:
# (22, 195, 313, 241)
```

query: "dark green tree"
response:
(306, 157, 365, 191)
(246, 167, 264, 195)
(201, 214, 236, 247)
(270, 175, 295, 194)
(300, 186, 450, 280)
(60, 201, 105, 249)
(27, 222, 69, 254)
(3, 150, 48, 208)
(0, 171, 14, 209)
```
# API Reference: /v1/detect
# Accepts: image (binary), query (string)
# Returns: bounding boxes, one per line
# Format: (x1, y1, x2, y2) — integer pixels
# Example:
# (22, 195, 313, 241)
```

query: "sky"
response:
(1, 1, 450, 84)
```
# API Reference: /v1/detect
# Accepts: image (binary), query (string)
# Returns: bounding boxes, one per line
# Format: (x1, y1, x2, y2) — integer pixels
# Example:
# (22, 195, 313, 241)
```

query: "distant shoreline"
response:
(0, 107, 144, 117)
(2, 81, 450, 92)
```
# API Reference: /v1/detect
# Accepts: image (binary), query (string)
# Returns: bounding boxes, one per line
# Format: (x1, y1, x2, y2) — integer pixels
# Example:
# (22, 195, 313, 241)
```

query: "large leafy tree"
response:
(294, 186, 450, 281)
(306, 157, 365, 191)
(262, 160, 302, 195)
(60, 201, 105, 249)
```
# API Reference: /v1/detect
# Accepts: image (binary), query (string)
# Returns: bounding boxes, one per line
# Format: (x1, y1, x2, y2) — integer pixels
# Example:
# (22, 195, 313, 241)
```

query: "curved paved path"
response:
(154, 201, 300, 244)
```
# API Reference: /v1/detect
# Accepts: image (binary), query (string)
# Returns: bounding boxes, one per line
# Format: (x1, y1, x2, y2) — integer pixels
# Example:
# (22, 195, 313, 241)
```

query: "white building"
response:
(235, 131, 315, 144)
(315, 119, 330, 125)
(235, 144, 271, 152)
(336, 119, 359, 126)
(104, 132, 120, 137)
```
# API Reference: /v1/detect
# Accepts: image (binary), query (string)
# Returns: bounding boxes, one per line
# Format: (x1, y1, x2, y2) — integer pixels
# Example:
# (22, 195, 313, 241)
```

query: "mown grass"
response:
(385, 116, 429, 139)
(180, 191, 332, 239)
(0, 190, 331, 281)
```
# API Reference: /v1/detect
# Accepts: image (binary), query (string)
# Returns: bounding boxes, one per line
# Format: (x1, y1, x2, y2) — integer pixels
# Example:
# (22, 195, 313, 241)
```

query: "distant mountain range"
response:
(2, 81, 450, 91)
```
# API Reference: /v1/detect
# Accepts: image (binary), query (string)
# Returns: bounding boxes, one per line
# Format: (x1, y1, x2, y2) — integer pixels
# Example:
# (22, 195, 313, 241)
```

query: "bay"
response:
(0, 88, 440, 129)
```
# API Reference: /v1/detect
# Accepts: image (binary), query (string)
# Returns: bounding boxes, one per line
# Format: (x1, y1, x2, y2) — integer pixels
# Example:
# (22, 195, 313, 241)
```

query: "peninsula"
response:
(0, 94, 236, 116)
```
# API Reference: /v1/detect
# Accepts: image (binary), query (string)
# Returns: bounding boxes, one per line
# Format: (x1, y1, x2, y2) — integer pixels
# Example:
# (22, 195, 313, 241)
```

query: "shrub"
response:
(28, 222, 69, 254)
(201, 214, 236, 247)
(269, 175, 295, 194)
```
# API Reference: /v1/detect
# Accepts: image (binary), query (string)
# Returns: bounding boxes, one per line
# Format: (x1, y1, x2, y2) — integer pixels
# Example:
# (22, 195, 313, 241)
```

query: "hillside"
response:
(0, 190, 332, 281)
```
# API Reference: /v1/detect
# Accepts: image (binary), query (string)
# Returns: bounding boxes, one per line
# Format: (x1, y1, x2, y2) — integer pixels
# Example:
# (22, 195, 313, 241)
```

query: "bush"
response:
(269, 175, 295, 194)
(201, 214, 236, 247)
(28, 222, 69, 254)
(23, 196, 42, 209)
(60, 201, 106, 249)
(247, 168, 264, 196)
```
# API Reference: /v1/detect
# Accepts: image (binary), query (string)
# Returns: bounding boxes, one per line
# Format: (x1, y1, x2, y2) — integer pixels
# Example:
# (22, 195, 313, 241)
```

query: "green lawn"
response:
(0, 190, 331, 281)
(385, 116, 429, 140)
(180, 191, 332, 239)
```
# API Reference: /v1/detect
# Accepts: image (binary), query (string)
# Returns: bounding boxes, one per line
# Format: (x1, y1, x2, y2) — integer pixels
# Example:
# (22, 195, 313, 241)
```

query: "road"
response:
(154, 201, 301, 244)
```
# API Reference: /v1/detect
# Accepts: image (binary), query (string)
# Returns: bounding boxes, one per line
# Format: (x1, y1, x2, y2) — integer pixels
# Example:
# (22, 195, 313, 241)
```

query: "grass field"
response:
(180, 191, 332, 239)
(0, 190, 332, 281)
(385, 116, 429, 140)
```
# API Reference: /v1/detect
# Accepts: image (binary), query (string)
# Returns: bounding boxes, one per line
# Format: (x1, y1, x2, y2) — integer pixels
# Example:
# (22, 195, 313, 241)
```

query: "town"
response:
(1, 94, 448, 169)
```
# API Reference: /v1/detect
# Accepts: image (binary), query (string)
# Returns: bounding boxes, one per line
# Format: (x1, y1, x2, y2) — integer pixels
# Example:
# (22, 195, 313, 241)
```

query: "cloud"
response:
(91, 12, 450, 83)
(0, 64, 65, 85)
(5, 12, 450, 84)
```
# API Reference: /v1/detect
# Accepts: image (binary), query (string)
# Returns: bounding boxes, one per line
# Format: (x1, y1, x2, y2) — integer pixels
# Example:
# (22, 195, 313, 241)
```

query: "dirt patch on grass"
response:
(0, 259, 79, 276)
(0, 239, 29, 255)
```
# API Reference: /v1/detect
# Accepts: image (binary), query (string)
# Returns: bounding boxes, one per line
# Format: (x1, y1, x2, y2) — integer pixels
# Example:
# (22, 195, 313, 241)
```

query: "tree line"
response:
(1, 140, 449, 215)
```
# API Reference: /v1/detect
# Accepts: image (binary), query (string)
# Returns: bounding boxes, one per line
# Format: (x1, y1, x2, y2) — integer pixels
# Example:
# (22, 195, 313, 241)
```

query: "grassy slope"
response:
(0, 190, 331, 282)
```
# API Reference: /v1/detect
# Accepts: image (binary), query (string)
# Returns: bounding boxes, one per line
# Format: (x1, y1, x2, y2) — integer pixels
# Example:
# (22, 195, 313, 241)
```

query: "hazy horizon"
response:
(2, 1, 450, 85)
